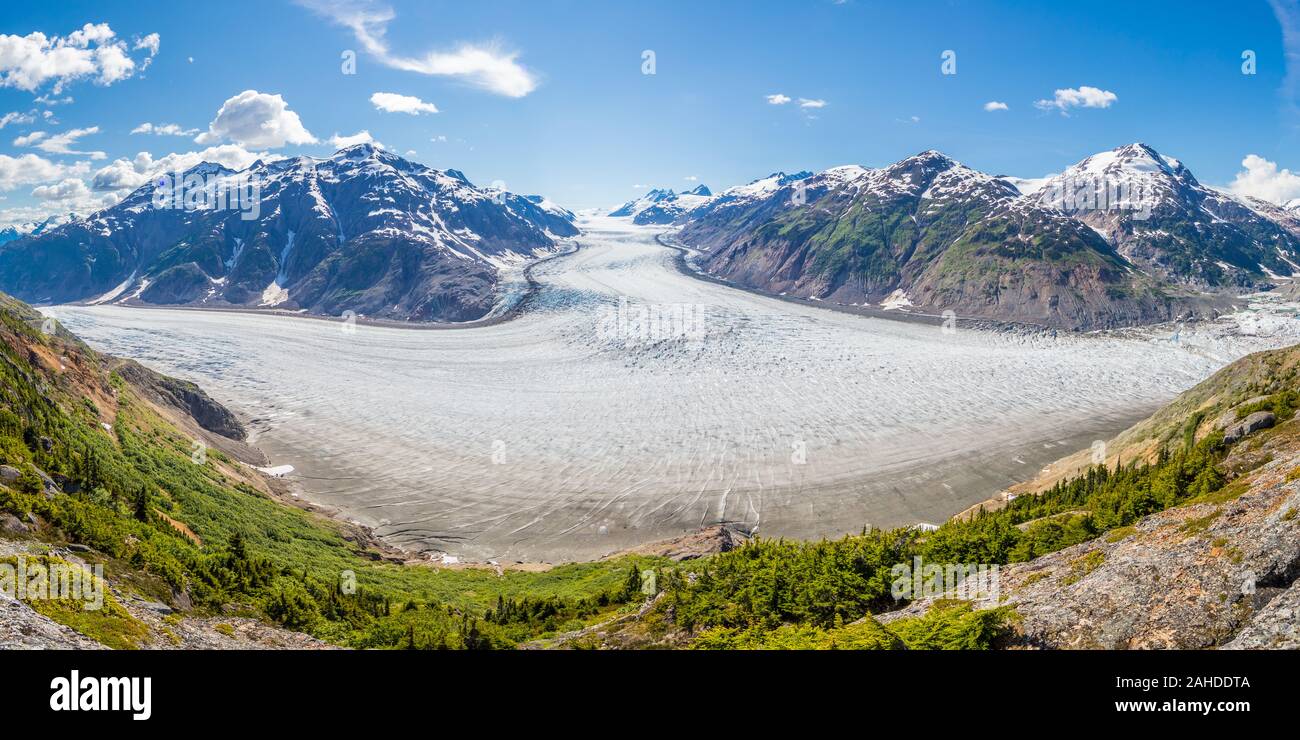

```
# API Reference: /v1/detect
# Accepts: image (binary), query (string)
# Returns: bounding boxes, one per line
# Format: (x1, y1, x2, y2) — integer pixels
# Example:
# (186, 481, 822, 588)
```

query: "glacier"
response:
(44, 217, 1300, 562)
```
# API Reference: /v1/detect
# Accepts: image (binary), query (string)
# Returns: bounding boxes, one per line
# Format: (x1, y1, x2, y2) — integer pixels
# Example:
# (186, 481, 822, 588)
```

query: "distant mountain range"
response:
(636, 144, 1300, 330)
(6, 142, 1300, 330)
(0, 145, 577, 323)
(610, 184, 714, 225)
(0, 213, 80, 245)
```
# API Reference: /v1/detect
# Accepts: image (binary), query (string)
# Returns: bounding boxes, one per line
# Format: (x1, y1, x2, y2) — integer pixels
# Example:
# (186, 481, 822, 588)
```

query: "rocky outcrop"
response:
(110, 359, 245, 440)
(1224, 411, 1275, 444)
(607, 524, 750, 561)
(1222, 580, 1300, 649)
(0, 533, 334, 650)
(0, 593, 108, 650)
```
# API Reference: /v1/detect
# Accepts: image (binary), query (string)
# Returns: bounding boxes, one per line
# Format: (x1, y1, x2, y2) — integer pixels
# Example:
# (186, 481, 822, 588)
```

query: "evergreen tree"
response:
(133, 486, 150, 523)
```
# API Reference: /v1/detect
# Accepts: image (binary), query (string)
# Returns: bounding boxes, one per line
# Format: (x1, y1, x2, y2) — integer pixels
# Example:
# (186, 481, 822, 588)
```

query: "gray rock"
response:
(0, 595, 107, 650)
(129, 598, 174, 615)
(1222, 581, 1300, 649)
(1224, 411, 1275, 444)
(0, 513, 28, 534)
(50, 473, 77, 493)
(34, 468, 59, 495)
(0, 464, 60, 495)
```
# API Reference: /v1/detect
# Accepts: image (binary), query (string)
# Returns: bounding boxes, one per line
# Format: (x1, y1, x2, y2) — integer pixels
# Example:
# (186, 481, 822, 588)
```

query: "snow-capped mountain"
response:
(1240, 195, 1300, 244)
(673, 151, 1190, 329)
(1032, 143, 1300, 287)
(677, 171, 814, 233)
(0, 213, 81, 245)
(0, 144, 578, 322)
(609, 184, 714, 224)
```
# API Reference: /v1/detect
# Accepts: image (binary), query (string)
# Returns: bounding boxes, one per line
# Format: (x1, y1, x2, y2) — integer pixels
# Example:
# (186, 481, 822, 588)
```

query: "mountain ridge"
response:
(0, 145, 578, 323)
(646, 144, 1299, 330)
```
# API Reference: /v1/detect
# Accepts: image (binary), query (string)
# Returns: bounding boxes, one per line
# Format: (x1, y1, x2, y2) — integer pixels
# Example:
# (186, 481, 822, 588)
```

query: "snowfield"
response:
(45, 218, 1300, 562)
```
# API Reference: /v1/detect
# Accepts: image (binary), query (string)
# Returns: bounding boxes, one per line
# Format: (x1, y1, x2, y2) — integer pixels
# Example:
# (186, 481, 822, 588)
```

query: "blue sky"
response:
(1, 0, 1298, 222)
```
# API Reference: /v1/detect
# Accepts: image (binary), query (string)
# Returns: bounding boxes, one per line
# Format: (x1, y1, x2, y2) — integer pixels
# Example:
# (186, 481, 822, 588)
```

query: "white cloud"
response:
(131, 122, 199, 136)
(370, 91, 438, 115)
(12, 177, 118, 223)
(31, 177, 91, 201)
(684, 175, 698, 181)
(91, 155, 152, 191)
(299, 0, 538, 97)
(983, 101, 1009, 111)
(133, 33, 160, 56)
(195, 90, 316, 148)
(765, 93, 791, 105)
(430, 135, 447, 143)
(1227, 154, 1300, 204)
(0, 22, 157, 93)
(11, 131, 45, 147)
(1034, 86, 1117, 112)
(328, 130, 381, 148)
(0, 153, 89, 190)
(94, 43, 135, 85)
(798, 98, 827, 109)
(13, 126, 105, 159)
(0, 111, 35, 128)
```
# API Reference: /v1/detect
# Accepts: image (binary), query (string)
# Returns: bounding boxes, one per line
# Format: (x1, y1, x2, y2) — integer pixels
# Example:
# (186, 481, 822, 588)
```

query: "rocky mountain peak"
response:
(1032, 143, 1300, 287)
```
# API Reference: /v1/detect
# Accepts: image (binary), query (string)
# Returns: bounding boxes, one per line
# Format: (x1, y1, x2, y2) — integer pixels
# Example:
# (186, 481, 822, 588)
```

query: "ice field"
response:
(46, 218, 1300, 562)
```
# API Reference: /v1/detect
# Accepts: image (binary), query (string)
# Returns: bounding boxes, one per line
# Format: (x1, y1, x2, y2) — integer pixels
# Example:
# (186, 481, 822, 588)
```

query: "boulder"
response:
(0, 512, 28, 534)
(1224, 411, 1276, 444)
(0, 464, 61, 495)
(34, 468, 59, 495)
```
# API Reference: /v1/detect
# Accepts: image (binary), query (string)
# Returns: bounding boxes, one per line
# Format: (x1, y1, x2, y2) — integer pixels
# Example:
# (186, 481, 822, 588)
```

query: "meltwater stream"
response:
(44, 217, 1300, 561)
